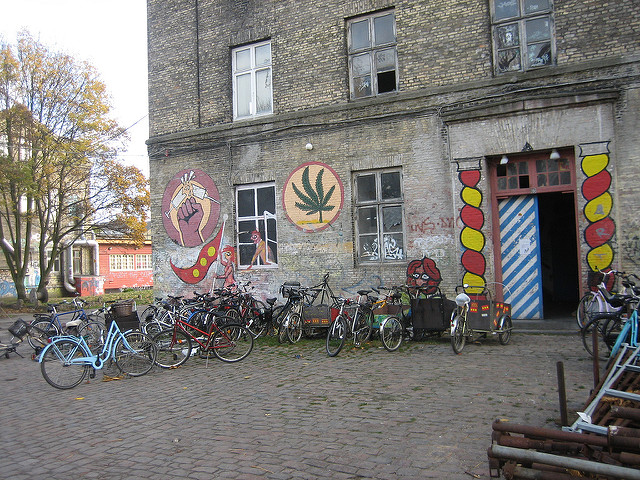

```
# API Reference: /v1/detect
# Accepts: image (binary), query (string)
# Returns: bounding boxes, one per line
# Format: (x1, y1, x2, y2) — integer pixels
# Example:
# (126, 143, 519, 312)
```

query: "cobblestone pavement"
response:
(0, 319, 594, 480)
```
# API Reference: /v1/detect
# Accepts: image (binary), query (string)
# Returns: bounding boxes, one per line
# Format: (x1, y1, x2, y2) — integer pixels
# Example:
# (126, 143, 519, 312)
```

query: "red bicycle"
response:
(151, 308, 254, 368)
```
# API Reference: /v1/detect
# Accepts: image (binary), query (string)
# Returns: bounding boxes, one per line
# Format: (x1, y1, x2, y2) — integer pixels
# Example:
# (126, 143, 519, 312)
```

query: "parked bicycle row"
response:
(1, 273, 515, 390)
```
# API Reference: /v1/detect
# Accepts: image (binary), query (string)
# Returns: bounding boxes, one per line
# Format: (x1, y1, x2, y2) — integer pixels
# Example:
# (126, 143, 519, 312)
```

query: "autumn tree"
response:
(0, 31, 149, 303)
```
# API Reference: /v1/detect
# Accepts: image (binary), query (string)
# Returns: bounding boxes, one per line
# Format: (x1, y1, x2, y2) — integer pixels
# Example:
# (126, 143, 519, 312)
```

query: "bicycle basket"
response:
(8, 319, 29, 339)
(280, 281, 301, 298)
(112, 299, 135, 317)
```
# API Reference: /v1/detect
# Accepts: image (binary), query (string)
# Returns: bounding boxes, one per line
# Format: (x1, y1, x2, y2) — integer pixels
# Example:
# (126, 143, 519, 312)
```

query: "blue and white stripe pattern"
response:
(499, 195, 543, 319)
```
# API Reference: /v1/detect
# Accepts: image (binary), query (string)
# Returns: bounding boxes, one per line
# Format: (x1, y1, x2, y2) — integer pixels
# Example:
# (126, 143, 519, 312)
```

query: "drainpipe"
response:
(62, 245, 77, 294)
(62, 238, 100, 294)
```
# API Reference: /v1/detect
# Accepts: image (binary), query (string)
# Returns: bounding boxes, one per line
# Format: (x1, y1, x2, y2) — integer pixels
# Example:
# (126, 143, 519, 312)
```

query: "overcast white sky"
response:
(0, 0, 150, 176)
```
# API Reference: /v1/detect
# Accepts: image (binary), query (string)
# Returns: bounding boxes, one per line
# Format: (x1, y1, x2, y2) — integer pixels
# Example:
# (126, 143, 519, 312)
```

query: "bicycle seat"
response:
(357, 290, 371, 296)
(598, 285, 628, 308)
(455, 293, 470, 307)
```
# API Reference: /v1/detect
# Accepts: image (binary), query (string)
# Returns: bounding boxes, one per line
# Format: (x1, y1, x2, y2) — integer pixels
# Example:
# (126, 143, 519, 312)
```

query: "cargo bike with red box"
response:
(450, 284, 513, 354)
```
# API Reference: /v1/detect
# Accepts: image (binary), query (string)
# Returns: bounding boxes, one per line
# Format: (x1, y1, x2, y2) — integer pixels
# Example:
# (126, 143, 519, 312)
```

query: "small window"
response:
(492, 0, 554, 74)
(347, 10, 398, 99)
(236, 183, 278, 269)
(354, 169, 405, 264)
(232, 40, 273, 120)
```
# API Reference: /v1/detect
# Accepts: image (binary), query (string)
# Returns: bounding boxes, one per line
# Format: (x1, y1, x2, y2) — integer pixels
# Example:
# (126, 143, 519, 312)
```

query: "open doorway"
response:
(537, 192, 579, 318)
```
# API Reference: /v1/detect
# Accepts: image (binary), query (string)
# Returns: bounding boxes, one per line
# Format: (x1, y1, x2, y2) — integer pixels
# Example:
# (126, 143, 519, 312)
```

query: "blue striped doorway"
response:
(499, 195, 544, 319)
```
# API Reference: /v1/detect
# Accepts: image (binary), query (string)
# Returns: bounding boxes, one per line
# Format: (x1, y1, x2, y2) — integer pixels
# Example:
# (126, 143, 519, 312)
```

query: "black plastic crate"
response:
(106, 311, 140, 331)
(9, 319, 29, 339)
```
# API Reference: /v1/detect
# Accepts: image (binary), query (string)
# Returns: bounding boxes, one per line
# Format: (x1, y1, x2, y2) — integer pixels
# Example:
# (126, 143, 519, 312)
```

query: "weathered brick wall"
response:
(147, 0, 640, 303)
(148, 0, 640, 137)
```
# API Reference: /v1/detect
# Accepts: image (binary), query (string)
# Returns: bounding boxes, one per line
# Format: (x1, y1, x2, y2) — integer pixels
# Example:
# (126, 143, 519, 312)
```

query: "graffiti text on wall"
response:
(580, 142, 615, 281)
(458, 169, 486, 294)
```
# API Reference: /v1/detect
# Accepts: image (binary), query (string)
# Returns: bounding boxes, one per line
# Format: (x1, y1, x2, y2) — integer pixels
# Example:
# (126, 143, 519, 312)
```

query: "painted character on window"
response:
(406, 257, 442, 295)
(247, 230, 274, 269)
(216, 245, 237, 289)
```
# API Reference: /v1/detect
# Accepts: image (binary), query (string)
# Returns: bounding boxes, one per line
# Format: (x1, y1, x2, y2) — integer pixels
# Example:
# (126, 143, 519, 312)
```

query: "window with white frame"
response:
(347, 10, 398, 99)
(491, 0, 554, 74)
(136, 254, 152, 270)
(236, 183, 278, 269)
(354, 169, 405, 263)
(110, 254, 135, 271)
(232, 40, 273, 120)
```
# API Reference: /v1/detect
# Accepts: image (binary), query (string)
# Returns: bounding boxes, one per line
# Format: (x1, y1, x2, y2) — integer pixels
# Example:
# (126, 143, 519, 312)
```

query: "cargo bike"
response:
(450, 284, 513, 354)
(375, 285, 456, 351)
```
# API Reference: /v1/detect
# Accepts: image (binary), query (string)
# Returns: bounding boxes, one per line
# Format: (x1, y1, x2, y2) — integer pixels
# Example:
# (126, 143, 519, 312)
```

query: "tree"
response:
(0, 31, 149, 303)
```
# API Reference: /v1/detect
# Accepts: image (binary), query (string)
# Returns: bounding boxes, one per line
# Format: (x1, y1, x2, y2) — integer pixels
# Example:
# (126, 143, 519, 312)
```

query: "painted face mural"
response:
(162, 169, 220, 247)
(282, 162, 344, 232)
(406, 257, 442, 295)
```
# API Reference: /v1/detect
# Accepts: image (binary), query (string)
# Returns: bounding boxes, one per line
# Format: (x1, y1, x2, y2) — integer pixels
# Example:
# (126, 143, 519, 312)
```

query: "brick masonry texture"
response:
(147, 0, 640, 303)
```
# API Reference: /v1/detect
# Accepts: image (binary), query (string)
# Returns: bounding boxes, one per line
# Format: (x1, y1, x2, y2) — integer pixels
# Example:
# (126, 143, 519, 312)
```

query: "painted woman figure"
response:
(406, 257, 442, 295)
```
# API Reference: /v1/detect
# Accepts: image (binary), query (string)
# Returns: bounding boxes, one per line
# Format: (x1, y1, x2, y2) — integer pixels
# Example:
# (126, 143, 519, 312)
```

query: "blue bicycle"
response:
(607, 301, 640, 364)
(38, 319, 157, 389)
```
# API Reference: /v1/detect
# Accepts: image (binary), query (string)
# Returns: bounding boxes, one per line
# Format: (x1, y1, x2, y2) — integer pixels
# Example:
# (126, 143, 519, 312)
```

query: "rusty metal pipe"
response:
(502, 462, 576, 479)
(490, 444, 640, 479)
(492, 419, 609, 448)
(610, 405, 640, 422)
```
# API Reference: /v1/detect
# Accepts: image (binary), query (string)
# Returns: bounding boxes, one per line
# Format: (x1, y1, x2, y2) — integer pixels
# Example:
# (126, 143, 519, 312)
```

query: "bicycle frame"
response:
(171, 313, 236, 352)
(609, 307, 639, 360)
(38, 320, 134, 369)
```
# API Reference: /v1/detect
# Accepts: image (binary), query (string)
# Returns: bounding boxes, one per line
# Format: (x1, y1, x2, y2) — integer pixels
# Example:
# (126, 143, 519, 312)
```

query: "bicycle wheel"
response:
(152, 329, 192, 368)
(28, 318, 60, 350)
(354, 309, 374, 345)
(114, 331, 157, 377)
(380, 316, 403, 352)
(581, 315, 613, 359)
(211, 324, 254, 362)
(40, 338, 90, 390)
(498, 316, 512, 345)
(286, 312, 303, 343)
(77, 321, 106, 353)
(576, 292, 600, 329)
(326, 316, 347, 357)
(451, 315, 466, 354)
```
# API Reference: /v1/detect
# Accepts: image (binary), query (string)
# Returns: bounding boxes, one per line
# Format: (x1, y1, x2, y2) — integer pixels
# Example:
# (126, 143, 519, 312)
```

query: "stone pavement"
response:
(0, 314, 595, 480)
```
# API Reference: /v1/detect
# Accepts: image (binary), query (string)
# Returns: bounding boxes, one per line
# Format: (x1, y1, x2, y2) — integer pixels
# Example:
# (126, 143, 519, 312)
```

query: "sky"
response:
(0, 0, 150, 176)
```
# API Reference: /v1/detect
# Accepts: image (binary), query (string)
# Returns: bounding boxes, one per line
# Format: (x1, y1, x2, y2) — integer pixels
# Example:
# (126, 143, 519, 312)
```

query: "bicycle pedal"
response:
(89, 370, 96, 379)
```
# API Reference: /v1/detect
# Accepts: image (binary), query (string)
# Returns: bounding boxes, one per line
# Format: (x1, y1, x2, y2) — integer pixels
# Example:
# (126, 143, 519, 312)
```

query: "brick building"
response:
(147, 0, 640, 319)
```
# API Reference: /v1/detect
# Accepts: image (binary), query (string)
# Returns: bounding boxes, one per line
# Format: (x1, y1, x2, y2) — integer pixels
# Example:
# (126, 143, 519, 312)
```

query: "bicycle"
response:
(576, 270, 637, 328)
(152, 311, 254, 368)
(38, 318, 157, 390)
(27, 298, 102, 351)
(375, 286, 408, 352)
(580, 284, 638, 359)
(325, 291, 374, 357)
(606, 300, 640, 365)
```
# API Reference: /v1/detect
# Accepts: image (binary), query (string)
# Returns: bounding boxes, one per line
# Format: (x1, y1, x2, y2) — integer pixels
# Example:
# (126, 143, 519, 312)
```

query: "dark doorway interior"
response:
(538, 192, 579, 318)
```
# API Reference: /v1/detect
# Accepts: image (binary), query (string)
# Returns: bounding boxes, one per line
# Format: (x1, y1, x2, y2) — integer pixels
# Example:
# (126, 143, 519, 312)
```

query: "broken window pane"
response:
(528, 42, 551, 67)
(358, 207, 378, 234)
(352, 53, 371, 76)
(353, 75, 372, 98)
(381, 172, 401, 200)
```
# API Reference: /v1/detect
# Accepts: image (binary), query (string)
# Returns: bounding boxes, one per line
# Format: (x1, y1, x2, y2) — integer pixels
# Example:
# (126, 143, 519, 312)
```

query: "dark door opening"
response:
(538, 192, 579, 318)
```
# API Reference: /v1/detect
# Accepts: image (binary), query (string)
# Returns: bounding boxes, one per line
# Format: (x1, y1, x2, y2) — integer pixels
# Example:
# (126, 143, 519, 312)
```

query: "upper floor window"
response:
(354, 169, 405, 264)
(491, 0, 554, 74)
(236, 182, 278, 269)
(232, 40, 273, 120)
(347, 10, 398, 99)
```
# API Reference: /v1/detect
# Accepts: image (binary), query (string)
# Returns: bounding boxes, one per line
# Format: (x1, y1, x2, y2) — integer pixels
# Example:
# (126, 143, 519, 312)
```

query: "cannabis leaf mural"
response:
(291, 166, 336, 223)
